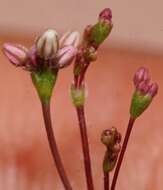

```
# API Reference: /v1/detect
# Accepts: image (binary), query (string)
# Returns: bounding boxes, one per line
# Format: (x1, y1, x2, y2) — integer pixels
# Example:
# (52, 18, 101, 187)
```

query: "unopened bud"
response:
(2, 43, 28, 66)
(101, 127, 121, 148)
(88, 8, 113, 48)
(84, 47, 97, 62)
(99, 8, 112, 22)
(60, 31, 80, 48)
(56, 46, 77, 68)
(36, 29, 59, 60)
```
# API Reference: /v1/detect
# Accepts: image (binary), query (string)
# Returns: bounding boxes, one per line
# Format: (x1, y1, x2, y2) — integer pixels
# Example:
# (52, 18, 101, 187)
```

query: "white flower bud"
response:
(36, 29, 59, 60)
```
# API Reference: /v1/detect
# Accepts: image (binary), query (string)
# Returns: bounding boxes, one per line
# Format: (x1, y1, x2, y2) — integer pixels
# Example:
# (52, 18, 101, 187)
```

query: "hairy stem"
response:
(111, 117, 135, 190)
(76, 106, 94, 190)
(104, 172, 109, 190)
(41, 101, 73, 190)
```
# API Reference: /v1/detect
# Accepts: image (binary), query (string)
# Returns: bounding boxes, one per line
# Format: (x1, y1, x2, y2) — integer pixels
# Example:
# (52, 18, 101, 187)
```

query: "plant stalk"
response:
(41, 101, 73, 190)
(76, 106, 94, 190)
(104, 172, 110, 190)
(111, 117, 135, 190)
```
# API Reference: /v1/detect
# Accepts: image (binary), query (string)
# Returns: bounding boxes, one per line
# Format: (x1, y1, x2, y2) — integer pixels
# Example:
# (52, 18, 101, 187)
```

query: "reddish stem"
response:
(76, 106, 94, 190)
(111, 117, 135, 190)
(41, 101, 73, 190)
(78, 63, 90, 87)
(104, 172, 110, 190)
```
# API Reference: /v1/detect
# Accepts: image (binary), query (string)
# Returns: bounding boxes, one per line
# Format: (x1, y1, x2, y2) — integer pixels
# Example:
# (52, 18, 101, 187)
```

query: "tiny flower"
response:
(2, 43, 28, 66)
(56, 46, 77, 68)
(130, 67, 158, 119)
(59, 31, 80, 48)
(36, 29, 59, 60)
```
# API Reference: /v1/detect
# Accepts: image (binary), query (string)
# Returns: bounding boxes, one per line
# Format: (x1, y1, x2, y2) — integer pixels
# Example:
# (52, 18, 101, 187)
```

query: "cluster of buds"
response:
(71, 8, 113, 107)
(74, 8, 113, 85)
(101, 127, 121, 172)
(130, 67, 158, 118)
(3, 29, 80, 72)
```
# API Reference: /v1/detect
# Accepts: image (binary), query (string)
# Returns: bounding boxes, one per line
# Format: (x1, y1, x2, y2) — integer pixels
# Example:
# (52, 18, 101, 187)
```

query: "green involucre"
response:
(130, 91, 152, 119)
(31, 69, 58, 104)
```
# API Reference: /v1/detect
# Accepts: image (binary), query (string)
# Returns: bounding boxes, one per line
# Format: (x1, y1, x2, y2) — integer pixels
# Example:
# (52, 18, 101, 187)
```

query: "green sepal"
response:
(90, 21, 112, 47)
(31, 69, 58, 104)
(130, 91, 152, 119)
(71, 85, 85, 107)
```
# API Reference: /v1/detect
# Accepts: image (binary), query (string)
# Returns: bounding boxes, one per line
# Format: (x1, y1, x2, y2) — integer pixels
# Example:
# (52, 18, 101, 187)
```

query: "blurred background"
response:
(0, 0, 163, 189)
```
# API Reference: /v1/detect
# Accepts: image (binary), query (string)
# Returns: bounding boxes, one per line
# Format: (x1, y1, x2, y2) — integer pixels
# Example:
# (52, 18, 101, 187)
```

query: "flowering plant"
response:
(2, 8, 158, 190)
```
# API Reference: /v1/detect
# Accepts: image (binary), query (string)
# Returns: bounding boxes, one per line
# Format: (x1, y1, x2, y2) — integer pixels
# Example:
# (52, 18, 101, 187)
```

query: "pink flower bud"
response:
(56, 46, 77, 68)
(59, 31, 80, 48)
(147, 83, 158, 97)
(136, 81, 150, 95)
(2, 43, 28, 66)
(133, 67, 150, 86)
(99, 8, 112, 22)
(133, 67, 159, 98)
(36, 29, 59, 60)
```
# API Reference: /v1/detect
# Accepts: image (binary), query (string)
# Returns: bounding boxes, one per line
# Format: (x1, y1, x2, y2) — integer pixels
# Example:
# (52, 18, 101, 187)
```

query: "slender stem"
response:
(76, 106, 94, 190)
(41, 101, 73, 190)
(104, 172, 109, 190)
(111, 117, 135, 190)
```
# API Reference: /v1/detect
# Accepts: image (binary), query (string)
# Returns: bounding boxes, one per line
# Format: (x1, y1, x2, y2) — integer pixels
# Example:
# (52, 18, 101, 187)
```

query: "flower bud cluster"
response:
(72, 8, 113, 89)
(101, 127, 121, 172)
(130, 67, 158, 118)
(3, 29, 80, 72)
(133, 67, 158, 97)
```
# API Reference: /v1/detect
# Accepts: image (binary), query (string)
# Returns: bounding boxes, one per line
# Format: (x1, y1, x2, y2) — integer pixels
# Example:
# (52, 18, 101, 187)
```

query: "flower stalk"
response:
(110, 117, 135, 190)
(41, 101, 73, 190)
(76, 106, 94, 190)
(104, 172, 109, 190)
(2, 28, 78, 190)
(31, 69, 73, 190)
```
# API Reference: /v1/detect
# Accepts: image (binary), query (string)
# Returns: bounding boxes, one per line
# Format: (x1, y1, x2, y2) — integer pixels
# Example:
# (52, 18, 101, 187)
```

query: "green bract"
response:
(71, 85, 85, 107)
